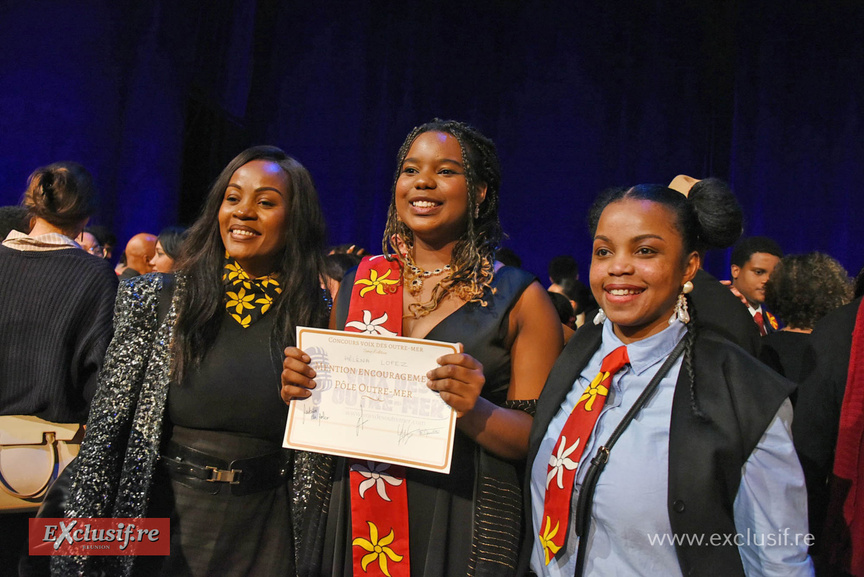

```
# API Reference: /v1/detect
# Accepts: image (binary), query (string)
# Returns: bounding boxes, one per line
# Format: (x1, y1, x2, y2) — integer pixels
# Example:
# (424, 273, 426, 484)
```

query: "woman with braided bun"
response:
(282, 119, 563, 576)
(523, 185, 813, 576)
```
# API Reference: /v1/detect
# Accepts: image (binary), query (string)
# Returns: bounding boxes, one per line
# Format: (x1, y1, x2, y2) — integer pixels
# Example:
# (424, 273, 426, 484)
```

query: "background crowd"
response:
(1, 133, 862, 576)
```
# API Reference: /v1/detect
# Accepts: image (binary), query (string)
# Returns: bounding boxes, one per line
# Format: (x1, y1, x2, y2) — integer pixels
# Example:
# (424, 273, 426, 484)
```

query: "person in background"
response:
(557, 278, 596, 329)
(0, 162, 117, 572)
(548, 290, 577, 342)
(86, 224, 117, 261)
(548, 255, 579, 294)
(323, 250, 363, 300)
(793, 289, 864, 575)
(328, 242, 368, 257)
(523, 184, 811, 576)
(730, 236, 784, 335)
(114, 251, 128, 276)
(76, 230, 105, 258)
(118, 231, 157, 279)
(149, 225, 187, 273)
(760, 252, 853, 387)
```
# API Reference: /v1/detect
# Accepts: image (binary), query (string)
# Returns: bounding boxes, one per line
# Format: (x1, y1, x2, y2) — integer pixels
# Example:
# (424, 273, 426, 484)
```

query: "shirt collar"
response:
(2, 229, 81, 251)
(748, 304, 763, 317)
(600, 317, 688, 377)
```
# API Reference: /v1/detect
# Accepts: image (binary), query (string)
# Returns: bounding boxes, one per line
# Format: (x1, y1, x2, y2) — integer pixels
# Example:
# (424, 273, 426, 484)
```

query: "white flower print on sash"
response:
(350, 461, 404, 502)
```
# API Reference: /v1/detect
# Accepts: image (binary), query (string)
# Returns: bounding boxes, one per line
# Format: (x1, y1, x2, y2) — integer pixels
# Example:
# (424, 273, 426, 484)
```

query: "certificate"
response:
(283, 327, 459, 473)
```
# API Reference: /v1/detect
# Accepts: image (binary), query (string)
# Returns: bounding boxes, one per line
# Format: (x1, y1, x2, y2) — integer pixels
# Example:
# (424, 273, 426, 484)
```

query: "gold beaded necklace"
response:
(403, 254, 453, 297)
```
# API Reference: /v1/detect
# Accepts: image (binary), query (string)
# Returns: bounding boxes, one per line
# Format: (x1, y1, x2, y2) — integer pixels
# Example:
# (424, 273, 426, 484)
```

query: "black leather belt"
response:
(160, 440, 291, 496)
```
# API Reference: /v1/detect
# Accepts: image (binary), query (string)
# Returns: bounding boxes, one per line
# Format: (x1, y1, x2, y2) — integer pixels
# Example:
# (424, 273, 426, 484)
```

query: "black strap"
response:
(572, 336, 688, 576)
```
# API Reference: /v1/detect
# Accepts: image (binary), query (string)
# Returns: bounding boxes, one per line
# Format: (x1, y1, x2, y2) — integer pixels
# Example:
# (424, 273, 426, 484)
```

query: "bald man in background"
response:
(118, 232, 156, 280)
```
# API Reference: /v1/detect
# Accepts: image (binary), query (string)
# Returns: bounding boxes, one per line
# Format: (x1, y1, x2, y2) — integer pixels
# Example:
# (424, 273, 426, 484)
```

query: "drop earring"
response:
(594, 308, 607, 325)
(670, 281, 693, 325)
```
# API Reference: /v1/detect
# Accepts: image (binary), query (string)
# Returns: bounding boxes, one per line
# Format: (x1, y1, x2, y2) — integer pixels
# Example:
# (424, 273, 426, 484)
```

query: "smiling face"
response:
(731, 252, 780, 308)
(218, 159, 289, 277)
(590, 199, 699, 343)
(395, 131, 485, 249)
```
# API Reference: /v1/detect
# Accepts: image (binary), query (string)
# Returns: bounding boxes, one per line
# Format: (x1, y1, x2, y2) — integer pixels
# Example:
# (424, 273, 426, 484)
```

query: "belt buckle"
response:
(205, 466, 242, 484)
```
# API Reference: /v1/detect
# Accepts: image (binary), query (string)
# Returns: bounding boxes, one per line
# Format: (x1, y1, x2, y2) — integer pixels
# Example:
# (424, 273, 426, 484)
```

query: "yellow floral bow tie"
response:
(223, 255, 282, 328)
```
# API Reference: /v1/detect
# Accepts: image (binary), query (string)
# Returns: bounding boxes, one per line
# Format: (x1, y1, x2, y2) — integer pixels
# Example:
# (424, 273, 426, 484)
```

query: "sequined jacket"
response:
(54, 273, 334, 576)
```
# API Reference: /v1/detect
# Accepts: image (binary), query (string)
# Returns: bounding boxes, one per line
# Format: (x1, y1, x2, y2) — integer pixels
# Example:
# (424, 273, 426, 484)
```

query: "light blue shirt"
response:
(530, 320, 813, 576)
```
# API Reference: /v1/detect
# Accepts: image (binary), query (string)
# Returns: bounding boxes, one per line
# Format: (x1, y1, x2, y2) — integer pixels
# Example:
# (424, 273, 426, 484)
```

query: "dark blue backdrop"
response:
(2, 1, 862, 282)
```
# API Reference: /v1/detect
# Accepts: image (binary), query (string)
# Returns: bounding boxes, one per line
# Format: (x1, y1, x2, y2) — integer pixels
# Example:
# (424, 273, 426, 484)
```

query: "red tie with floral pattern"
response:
(539, 345, 629, 565)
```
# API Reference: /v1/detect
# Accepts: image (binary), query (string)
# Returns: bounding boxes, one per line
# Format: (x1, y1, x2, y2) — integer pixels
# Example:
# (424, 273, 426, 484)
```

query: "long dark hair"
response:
(171, 145, 328, 382)
(382, 119, 503, 314)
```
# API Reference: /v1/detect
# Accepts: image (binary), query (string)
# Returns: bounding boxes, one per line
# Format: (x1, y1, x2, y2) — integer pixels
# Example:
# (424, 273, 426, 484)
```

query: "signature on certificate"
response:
(356, 406, 370, 436)
(303, 404, 329, 423)
(396, 422, 442, 445)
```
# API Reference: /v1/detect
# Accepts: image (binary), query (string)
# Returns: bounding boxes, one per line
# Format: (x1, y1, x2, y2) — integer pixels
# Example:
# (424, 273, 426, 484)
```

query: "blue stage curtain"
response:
(1, 1, 861, 279)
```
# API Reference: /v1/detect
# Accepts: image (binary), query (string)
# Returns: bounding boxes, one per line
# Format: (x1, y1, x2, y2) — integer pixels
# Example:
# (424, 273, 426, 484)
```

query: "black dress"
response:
(322, 265, 535, 577)
(146, 311, 294, 577)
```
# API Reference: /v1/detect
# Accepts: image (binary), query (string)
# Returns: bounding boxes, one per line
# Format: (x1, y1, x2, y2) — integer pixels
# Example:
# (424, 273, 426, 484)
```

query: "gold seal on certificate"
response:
(283, 327, 459, 473)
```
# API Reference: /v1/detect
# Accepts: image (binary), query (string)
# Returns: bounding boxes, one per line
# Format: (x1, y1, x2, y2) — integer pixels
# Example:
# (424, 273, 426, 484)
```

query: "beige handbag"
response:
(0, 415, 83, 513)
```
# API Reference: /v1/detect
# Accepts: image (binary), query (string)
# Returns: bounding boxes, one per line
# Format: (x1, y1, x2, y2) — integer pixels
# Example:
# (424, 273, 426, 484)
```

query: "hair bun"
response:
(687, 178, 743, 250)
(22, 162, 94, 230)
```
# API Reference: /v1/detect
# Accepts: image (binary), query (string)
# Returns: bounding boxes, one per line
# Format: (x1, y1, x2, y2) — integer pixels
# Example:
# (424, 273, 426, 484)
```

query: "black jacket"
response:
(519, 321, 794, 576)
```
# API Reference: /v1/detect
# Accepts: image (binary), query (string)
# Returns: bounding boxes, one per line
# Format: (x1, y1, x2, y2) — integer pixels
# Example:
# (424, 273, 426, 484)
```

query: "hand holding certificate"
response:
(283, 327, 460, 473)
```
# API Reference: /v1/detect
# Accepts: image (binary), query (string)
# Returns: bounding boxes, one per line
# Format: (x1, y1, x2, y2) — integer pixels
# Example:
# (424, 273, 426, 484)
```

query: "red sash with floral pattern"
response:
(344, 256, 410, 577)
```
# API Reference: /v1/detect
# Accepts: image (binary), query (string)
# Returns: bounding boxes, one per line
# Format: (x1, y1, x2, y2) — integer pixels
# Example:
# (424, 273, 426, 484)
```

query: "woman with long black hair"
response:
(59, 146, 333, 576)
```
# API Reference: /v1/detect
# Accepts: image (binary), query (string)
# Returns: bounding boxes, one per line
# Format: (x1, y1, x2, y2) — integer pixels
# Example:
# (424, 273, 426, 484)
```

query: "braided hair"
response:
(589, 184, 739, 419)
(382, 119, 503, 316)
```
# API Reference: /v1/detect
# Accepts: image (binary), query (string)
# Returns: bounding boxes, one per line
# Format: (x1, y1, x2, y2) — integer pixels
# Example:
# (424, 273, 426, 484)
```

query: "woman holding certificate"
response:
(282, 119, 563, 576)
(58, 146, 334, 576)
(523, 184, 812, 576)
